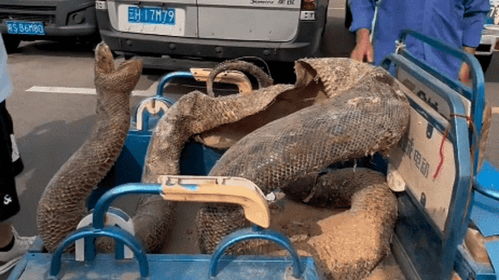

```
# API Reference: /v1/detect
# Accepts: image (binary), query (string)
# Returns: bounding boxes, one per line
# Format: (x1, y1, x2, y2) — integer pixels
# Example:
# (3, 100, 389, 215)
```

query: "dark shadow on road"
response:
(10, 116, 95, 238)
(14, 40, 95, 58)
(484, 54, 499, 83)
(321, 10, 356, 58)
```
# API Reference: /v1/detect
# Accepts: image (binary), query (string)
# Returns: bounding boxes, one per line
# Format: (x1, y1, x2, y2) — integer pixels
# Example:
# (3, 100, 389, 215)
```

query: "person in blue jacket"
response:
(349, 0, 490, 82)
(0, 35, 35, 275)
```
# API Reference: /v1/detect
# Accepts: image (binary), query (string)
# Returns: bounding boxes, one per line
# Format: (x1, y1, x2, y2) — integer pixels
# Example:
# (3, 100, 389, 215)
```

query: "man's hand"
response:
(459, 63, 472, 84)
(350, 28, 374, 63)
(459, 46, 476, 84)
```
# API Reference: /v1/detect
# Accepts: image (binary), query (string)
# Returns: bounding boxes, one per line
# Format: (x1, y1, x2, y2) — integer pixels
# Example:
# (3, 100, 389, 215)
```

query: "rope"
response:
(432, 113, 478, 179)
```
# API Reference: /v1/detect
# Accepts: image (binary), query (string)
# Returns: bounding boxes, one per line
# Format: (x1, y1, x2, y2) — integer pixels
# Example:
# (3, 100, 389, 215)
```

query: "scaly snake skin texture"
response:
(36, 43, 143, 252)
(146, 58, 410, 278)
(265, 168, 399, 280)
(197, 59, 408, 250)
(141, 84, 294, 251)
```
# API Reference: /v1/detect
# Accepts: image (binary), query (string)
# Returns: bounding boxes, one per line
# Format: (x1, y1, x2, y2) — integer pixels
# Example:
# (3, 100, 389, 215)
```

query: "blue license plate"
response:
(6, 21, 45, 35)
(128, 6, 176, 25)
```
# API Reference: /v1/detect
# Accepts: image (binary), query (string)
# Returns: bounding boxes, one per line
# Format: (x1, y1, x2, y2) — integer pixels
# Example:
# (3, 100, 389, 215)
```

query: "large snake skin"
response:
(145, 58, 410, 278)
(36, 43, 142, 252)
(35, 51, 409, 280)
(197, 60, 408, 251)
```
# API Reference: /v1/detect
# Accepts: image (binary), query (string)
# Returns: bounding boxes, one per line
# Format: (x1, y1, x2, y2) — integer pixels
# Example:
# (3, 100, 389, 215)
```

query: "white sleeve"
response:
(0, 36, 13, 103)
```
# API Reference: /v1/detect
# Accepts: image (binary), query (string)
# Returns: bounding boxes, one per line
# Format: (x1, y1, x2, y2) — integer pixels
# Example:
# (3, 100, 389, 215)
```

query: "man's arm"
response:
(462, 0, 490, 48)
(348, 0, 377, 62)
(459, 0, 489, 82)
(348, 0, 377, 33)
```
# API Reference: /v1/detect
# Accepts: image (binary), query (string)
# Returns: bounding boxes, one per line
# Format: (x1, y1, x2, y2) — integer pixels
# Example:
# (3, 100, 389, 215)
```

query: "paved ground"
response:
(2, 0, 498, 278)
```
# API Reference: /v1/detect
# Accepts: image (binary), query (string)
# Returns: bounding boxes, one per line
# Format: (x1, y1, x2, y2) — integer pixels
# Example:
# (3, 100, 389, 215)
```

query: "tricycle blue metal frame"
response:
(42, 183, 318, 279)
(381, 30, 498, 280)
(7, 29, 499, 280)
(10, 183, 321, 279)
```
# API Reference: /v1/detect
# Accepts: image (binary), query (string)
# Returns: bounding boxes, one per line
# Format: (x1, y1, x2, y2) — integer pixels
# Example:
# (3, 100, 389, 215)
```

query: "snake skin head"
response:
(95, 42, 114, 74)
(94, 42, 143, 94)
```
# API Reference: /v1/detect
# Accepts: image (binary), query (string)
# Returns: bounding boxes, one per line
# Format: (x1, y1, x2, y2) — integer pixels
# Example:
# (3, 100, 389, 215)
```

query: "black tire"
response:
(476, 54, 493, 73)
(1, 34, 20, 53)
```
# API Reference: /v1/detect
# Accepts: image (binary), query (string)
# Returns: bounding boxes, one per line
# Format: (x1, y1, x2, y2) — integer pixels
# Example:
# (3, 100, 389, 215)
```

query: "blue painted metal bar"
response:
(131, 71, 195, 135)
(386, 29, 498, 280)
(155, 71, 194, 98)
(485, 241, 499, 280)
(393, 49, 473, 101)
(92, 184, 163, 229)
(475, 184, 499, 201)
(209, 227, 304, 278)
(83, 236, 95, 262)
(455, 245, 496, 280)
(382, 55, 469, 123)
(474, 161, 499, 201)
(7, 256, 28, 279)
(10, 253, 320, 280)
(48, 226, 149, 279)
(471, 161, 499, 239)
(115, 240, 125, 260)
(397, 29, 486, 175)
(384, 46, 474, 235)
(381, 42, 473, 279)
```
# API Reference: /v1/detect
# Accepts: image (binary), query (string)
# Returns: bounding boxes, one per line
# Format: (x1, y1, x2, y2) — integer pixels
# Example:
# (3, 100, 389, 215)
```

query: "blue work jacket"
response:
(349, 0, 489, 78)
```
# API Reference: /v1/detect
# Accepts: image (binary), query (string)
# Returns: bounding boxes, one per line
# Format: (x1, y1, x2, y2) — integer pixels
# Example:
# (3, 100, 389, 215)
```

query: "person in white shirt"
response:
(0, 35, 35, 275)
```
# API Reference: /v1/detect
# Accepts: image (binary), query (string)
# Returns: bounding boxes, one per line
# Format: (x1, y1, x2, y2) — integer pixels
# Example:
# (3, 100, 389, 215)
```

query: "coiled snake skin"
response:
(145, 58, 410, 278)
(206, 60, 273, 97)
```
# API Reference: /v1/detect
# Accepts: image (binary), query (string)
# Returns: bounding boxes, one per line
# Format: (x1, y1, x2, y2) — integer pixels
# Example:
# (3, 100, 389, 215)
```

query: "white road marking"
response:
(328, 7, 345, 10)
(27, 86, 97, 95)
(26, 79, 240, 96)
(26, 81, 159, 97)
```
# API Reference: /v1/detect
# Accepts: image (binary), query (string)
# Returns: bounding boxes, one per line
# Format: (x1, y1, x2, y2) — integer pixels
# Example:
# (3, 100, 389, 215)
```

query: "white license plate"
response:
(118, 5, 185, 36)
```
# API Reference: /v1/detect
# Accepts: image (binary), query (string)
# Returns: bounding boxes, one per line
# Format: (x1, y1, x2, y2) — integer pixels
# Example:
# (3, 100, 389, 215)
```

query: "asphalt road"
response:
(1, 1, 498, 278)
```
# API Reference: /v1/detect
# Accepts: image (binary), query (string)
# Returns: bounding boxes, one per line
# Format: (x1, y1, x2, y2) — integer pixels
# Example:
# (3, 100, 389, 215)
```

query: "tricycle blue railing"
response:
(48, 226, 149, 279)
(50, 183, 306, 279)
(155, 71, 193, 99)
(137, 71, 192, 131)
(92, 183, 163, 229)
(381, 29, 476, 279)
(210, 226, 304, 278)
(474, 161, 499, 201)
(396, 29, 486, 175)
(392, 30, 499, 203)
